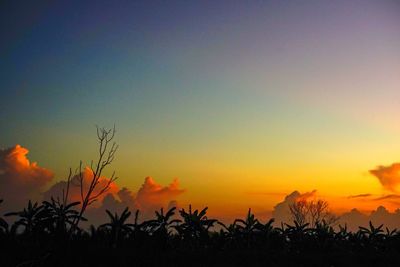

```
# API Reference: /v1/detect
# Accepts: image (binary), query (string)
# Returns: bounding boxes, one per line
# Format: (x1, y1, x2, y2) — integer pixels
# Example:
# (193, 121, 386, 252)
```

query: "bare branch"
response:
(70, 125, 119, 232)
(62, 168, 73, 206)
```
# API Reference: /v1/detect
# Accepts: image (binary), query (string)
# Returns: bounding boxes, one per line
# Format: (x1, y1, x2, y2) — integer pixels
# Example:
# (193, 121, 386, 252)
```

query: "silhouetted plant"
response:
(284, 220, 312, 245)
(0, 200, 8, 234)
(175, 205, 217, 240)
(335, 224, 350, 241)
(229, 209, 260, 248)
(234, 208, 259, 234)
(359, 221, 385, 241)
(256, 218, 275, 236)
(99, 207, 134, 246)
(218, 220, 240, 240)
(1, 200, 400, 266)
(5, 200, 47, 235)
(146, 207, 181, 235)
(42, 197, 83, 235)
(385, 227, 397, 238)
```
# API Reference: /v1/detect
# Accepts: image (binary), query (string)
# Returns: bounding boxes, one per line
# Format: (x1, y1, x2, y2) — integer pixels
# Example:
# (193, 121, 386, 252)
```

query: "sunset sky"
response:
(1, 0, 400, 222)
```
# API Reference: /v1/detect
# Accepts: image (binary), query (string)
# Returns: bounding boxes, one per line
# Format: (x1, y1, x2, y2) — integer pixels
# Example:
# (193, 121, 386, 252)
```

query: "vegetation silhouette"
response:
(1, 127, 400, 266)
(1, 199, 400, 266)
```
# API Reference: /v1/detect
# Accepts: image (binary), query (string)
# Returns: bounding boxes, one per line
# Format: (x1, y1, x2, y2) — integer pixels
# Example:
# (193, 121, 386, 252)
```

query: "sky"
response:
(1, 0, 400, 223)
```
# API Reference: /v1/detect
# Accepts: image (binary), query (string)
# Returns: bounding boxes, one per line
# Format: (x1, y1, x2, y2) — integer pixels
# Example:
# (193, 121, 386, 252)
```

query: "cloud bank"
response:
(3, 144, 400, 229)
(339, 206, 400, 231)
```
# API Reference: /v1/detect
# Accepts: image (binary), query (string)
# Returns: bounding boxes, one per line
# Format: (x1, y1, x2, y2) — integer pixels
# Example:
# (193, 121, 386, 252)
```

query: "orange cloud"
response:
(44, 167, 119, 207)
(134, 177, 185, 216)
(86, 177, 185, 224)
(0, 145, 53, 209)
(370, 163, 400, 192)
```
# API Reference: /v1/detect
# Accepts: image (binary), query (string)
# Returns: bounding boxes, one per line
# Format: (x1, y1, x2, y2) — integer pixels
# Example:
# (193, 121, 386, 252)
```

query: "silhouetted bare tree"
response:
(289, 198, 338, 227)
(70, 126, 118, 231)
(289, 199, 308, 225)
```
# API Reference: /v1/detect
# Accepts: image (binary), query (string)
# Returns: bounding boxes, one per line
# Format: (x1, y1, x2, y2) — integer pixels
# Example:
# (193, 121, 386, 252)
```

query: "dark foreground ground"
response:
(2, 231, 400, 267)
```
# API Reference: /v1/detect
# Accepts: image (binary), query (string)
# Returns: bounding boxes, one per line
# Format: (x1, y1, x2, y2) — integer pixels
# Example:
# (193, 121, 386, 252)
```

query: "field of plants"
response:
(1, 199, 400, 267)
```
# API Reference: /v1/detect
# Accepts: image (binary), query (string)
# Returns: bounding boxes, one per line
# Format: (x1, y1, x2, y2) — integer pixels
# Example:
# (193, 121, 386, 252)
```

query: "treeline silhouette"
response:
(1, 199, 400, 267)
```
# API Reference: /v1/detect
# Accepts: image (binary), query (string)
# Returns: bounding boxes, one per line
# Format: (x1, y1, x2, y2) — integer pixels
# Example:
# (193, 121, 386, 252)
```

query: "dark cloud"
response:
(338, 208, 369, 231)
(338, 206, 400, 231)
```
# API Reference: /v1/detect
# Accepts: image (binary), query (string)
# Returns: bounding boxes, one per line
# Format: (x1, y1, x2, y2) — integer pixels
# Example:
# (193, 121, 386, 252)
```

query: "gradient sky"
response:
(1, 0, 400, 219)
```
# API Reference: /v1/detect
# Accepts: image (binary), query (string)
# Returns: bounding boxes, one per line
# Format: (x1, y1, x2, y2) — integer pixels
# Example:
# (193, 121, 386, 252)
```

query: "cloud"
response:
(346, 193, 400, 202)
(338, 206, 400, 231)
(0, 145, 53, 209)
(338, 208, 369, 231)
(272, 190, 317, 225)
(0, 144, 186, 226)
(347, 193, 372, 199)
(135, 177, 185, 211)
(373, 194, 400, 201)
(85, 177, 185, 224)
(117, 187, 137, 208)
(43, 167, 119, 207)
(370, 163, 400, 192)
(296, 190, 317, 202)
